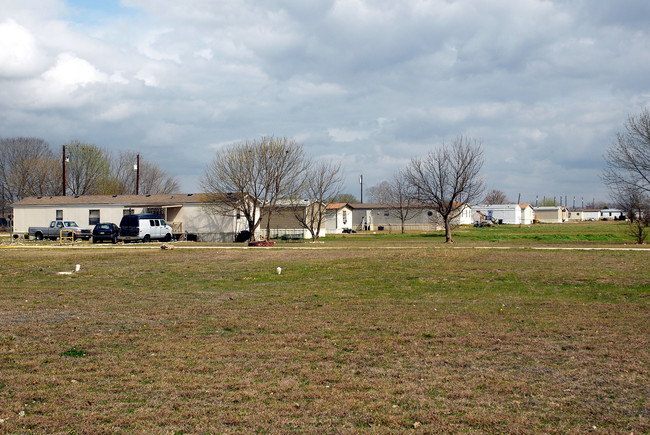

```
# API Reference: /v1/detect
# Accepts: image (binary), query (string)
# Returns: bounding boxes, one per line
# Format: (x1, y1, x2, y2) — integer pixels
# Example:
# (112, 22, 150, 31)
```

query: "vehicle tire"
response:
(164, 233, 172, 242)
(35, 232, 43, 241)
(92, 237, 97, 243)
(143, 234, 151, 243)
(111, 235, 117, 244)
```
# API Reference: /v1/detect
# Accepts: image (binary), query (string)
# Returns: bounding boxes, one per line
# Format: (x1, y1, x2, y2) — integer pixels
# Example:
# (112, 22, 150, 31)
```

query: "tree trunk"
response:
(248, 220, 256, 241)
(444, 218, 453, 243)
(265, 210, 271, 241)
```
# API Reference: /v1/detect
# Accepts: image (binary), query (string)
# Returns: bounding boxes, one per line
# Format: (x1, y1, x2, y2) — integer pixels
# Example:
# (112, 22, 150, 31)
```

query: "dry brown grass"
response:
(0, 244, 648, 433)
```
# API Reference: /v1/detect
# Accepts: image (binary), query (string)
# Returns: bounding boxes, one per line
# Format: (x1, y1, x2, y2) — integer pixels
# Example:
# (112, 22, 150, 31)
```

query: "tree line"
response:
(0, 137, 179, 207)
(201, 135, 485, 243)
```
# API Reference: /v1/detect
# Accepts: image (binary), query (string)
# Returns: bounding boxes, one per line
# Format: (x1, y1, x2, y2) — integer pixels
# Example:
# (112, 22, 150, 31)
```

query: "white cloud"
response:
(134, 71, 159, 87)
(194, 48, 213, 60)
(288, 79, 347, 97)
(41, 52, 107, 88)
(0, 19, 44, 77)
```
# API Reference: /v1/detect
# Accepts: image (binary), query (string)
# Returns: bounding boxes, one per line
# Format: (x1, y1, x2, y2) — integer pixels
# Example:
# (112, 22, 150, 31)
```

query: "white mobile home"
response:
(472, 204, 521, 225)
(581, 209, 600, 221)
(325, 203, 354, 233)
(600, 209, 626, 220)
(12, 194, 251, 242)
(519, 204, 534, 225)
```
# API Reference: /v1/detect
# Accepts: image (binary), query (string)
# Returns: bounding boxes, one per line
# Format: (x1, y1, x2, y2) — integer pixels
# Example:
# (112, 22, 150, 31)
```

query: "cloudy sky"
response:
(2, 0, 649, 204)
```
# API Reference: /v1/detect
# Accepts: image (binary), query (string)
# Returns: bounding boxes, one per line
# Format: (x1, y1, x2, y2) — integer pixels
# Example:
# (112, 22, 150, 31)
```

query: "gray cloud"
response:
(1, 0, 649, 203)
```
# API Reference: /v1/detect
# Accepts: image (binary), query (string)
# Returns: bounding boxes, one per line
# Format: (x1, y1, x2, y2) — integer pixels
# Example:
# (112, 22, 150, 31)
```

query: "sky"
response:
(1, 0, 649, 205)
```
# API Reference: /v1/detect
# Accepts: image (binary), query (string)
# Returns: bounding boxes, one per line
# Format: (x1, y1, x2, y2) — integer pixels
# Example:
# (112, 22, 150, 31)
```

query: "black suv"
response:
(92, 223, 120, 244)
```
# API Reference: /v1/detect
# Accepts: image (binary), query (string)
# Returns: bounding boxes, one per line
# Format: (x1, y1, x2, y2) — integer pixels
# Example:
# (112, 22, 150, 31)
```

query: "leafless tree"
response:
(64, 140, 113, 195)
(603, 108, 650, 195)
(405, 136, 484, 243)
(110, 150, 180, 195)
(200, 137, 306, 241)
(483, 189, 509, 205)
(0, 137, 59, 205)
(603, 109, 650, 243)
(290, 160, 343, 241)
(367, 180, 393, 204)
(388, 169, 422, 233)
(617, 187, 649, 244)
(369, 171, 421, 233)
(138, 161, 180, 194)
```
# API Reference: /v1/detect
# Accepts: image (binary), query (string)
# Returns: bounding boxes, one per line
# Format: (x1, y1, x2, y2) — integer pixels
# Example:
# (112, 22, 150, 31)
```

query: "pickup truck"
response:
(28, 221, 92, 241)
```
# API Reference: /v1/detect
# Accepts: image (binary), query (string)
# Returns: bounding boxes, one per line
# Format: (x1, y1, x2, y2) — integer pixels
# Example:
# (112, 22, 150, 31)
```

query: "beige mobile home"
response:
(532, 206, 569, 223)
(12, 194, 249, 242)
(259, 200, 327, 240)
(350, 203, 471, 232)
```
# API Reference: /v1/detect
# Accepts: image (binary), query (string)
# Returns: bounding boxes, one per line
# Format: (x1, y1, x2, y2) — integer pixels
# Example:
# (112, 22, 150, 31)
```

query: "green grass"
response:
(324, 220, 635, 245)
(0, 226, 648, 432)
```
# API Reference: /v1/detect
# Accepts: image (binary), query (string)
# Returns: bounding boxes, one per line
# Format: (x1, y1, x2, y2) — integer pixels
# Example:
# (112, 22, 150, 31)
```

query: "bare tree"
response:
(603, 109, 650, 243)
(200, 137, 306, 241)
(405, 136, 484, 243)
(262, 138, 307, 240)
(64, 140, 112, 195)
(484, 189, 509, 205)
(0, 137, 59, 205)
(138, 161, 181, 194)
(369, 172, 421, 233)
(388, 169, 421, 233)
(603, 108, 650, 195)
(111, 150, 180, 195)
(290, 160, 343, 241)
(367, 180, 393, 204)
(617, 187, 649, 244)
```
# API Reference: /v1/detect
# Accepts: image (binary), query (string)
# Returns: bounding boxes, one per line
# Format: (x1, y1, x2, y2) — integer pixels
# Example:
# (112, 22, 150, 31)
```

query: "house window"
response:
(146, 207, 164, 216)
(384, 210, 389, 216)
(56, 210, 63, 221)
(89, 210, 100, 225)
(123, 208, 134, 216)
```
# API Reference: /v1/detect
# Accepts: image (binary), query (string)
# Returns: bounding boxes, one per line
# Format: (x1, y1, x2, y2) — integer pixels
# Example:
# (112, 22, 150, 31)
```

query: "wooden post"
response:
(62, 145, 66, 196)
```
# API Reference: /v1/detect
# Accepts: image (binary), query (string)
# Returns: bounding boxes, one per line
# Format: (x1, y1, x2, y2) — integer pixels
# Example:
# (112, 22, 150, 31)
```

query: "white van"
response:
(118, 214, 173, 243)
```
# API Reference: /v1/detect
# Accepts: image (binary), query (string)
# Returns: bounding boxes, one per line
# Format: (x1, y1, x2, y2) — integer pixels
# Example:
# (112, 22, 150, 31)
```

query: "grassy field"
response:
(0, 223, 649, 433)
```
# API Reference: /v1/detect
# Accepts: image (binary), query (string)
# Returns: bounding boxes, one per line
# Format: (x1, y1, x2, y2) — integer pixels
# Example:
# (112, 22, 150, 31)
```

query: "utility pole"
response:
(62, 145, 66, 196)
(135, 154, 140, 195)
(359, 174, 363, 203)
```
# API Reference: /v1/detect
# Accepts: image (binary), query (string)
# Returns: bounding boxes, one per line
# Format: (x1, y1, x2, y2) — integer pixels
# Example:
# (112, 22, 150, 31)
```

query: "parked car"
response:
(92, 223, 120, 244)
(118, 214, 173, 243)
(28, 221, 92, 240)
